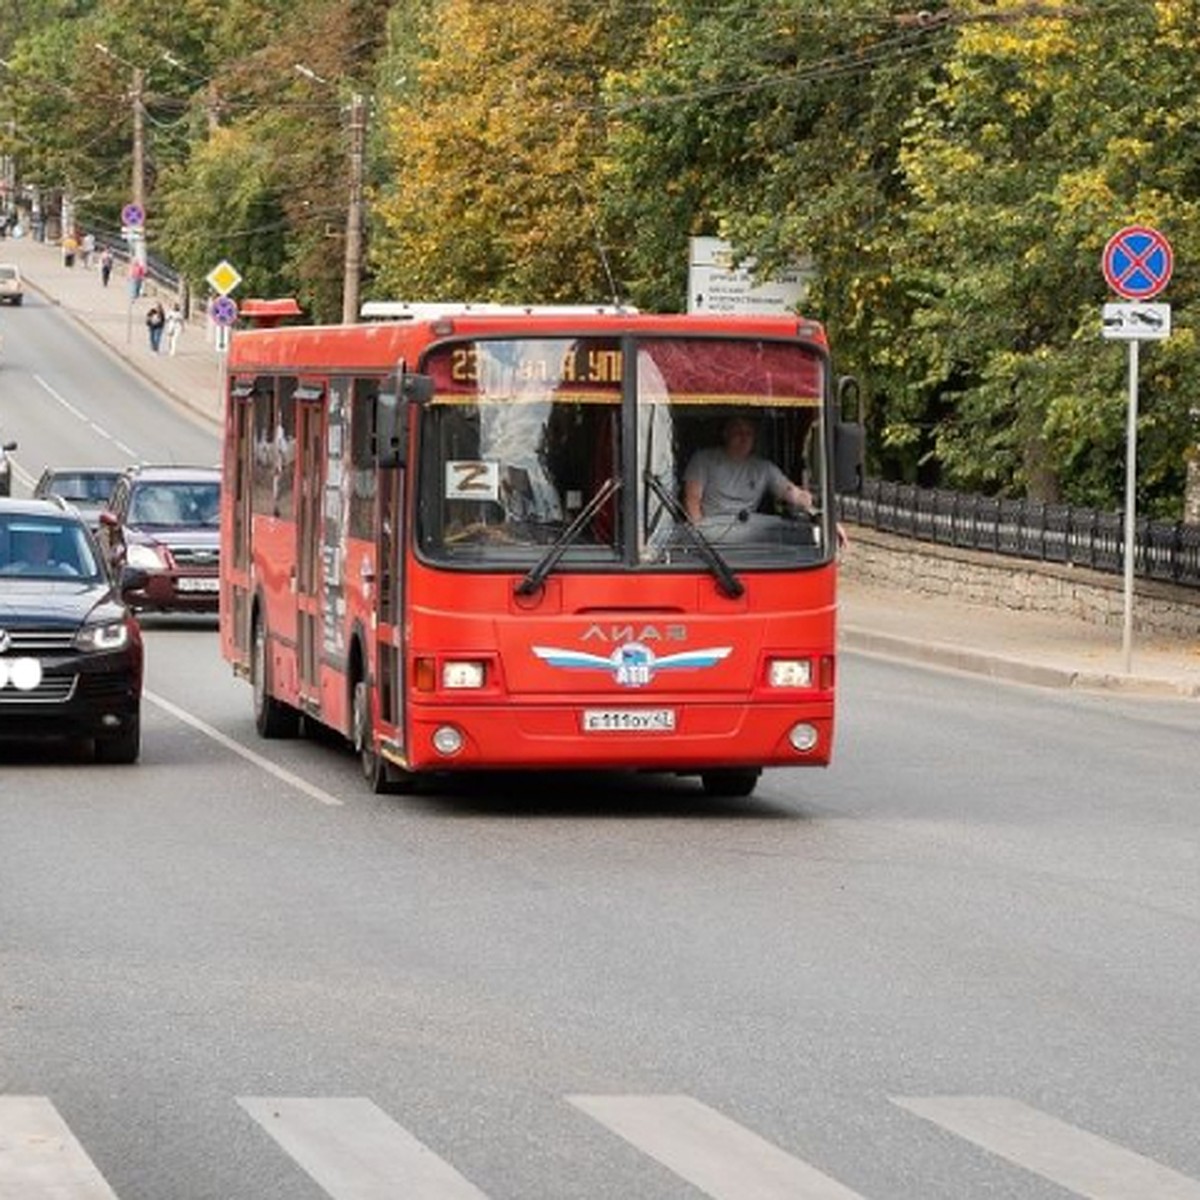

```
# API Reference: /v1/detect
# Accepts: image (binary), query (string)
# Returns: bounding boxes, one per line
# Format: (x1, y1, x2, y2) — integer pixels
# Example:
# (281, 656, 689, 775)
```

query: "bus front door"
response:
(373, 463, 405, 765)
(296, 395, 325, 711)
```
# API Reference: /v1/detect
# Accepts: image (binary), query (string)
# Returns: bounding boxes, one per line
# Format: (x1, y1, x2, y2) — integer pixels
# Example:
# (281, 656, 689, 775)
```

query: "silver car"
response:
(0, 263, 23, 306)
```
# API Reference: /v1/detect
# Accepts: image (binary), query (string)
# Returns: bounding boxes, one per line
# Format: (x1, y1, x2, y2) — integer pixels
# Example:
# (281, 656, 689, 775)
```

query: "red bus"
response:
(218, 306, 862, 797)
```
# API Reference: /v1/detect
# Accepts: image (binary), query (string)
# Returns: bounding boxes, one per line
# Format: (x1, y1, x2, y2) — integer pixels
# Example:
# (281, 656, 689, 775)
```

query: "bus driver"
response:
(683, 415, 813, 524)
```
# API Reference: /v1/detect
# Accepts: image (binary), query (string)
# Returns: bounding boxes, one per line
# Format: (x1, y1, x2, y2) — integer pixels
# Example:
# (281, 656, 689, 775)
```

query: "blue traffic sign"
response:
(1102, 225, 1173, 301)
(121, 202, 144, 228)
(210, 295, 239, 327)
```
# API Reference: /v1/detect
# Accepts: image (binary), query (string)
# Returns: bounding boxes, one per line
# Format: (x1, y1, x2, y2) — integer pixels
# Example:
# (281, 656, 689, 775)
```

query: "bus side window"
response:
(349, 378, 378, 540)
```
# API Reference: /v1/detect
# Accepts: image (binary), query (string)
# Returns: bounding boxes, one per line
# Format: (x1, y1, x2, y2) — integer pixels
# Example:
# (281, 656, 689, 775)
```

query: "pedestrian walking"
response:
(99, 247, 113, 288)
(129, 257, 146, 299)
(164, 303, 184, 356)
(81, 231, 95, 269)
(145, 301, 166, 353)
(62, 231, 78, 267)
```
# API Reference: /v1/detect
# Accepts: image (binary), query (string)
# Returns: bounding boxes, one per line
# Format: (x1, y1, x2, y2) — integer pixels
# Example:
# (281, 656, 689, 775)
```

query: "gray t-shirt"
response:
(685, 449, 789, 518)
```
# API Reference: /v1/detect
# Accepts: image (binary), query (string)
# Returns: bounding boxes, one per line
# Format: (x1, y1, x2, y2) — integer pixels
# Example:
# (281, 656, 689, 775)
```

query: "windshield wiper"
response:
(514, 476, 622, 597)
(643, 471, 744, 599)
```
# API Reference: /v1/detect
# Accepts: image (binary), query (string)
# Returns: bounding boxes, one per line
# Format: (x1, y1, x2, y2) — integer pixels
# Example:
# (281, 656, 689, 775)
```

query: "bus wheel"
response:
(700, 769, 761, 798)
(353, 677, 391, 793)
(253, 615, 300, 739)
(352, 677, 420, 795)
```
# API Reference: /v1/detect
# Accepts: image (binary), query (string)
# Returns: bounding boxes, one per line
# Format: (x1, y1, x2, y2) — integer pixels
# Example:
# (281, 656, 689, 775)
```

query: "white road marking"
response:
(238, 1097, 490, 1199)
(34, 374, 89, 421)
(145, 690, 344, 807)
(894, 1095, 1200, 1199)
(568, 1094, 867, 1199)
(32, 374, 139, 458)
(0, 1096, 121, 1199)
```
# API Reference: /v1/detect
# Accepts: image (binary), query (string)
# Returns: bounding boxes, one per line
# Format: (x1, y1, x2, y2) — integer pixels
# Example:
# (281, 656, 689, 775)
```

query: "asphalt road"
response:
(2, 294, 1200, 1199)
(0, 285, 217, 486)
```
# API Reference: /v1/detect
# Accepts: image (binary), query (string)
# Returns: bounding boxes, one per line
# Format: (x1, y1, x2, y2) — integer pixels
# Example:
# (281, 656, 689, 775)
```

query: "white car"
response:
(0, 439, 15, 497)
(0, 263, 24, 305)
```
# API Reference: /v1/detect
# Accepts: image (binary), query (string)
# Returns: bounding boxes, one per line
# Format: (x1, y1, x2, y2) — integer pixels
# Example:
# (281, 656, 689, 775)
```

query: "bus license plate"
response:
(582, 708, 676, 733)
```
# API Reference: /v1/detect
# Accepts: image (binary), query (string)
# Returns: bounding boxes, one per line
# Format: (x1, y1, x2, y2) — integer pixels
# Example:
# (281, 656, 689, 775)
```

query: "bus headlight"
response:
(768, 658, 812, 688)
(442, 660, 486, 689)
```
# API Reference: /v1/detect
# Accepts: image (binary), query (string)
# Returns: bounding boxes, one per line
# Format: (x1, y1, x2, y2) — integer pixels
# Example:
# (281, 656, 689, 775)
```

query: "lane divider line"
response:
(145, 689, 344, 807)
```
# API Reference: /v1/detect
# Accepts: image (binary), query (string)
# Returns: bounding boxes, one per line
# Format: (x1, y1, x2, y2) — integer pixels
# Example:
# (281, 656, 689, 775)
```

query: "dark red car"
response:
(97, 465, 221, 613)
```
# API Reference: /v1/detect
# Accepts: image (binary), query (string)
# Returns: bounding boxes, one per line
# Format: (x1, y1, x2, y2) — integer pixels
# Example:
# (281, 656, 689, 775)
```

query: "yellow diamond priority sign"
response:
(206, 259, 242, 296)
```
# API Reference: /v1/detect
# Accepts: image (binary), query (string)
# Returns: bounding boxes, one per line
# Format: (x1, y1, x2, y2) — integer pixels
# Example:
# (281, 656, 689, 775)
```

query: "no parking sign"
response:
(1102, 225, 1173, 300)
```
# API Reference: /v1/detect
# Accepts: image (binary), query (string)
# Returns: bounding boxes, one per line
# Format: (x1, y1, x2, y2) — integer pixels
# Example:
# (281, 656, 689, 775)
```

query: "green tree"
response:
(370, 0, 651, 305)
(897, 0, 1200, 513)
(602, 1, 952, 481)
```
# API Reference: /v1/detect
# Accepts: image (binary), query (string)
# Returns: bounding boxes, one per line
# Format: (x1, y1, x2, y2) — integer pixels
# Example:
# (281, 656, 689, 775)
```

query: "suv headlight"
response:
(126, 543, 166, 570)
(76, 620, 131, 652)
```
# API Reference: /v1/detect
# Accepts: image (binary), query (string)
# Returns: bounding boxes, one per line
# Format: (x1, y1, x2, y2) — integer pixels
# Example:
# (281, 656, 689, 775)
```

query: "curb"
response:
(841, 627, 1199, 699)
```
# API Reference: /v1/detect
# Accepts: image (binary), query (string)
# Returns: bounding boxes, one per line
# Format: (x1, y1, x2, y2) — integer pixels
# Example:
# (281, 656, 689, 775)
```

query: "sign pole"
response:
(1121, 339, 1138, 673)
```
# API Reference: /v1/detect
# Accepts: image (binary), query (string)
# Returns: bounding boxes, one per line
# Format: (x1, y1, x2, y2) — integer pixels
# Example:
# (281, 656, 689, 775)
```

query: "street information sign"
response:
(1102, 225, 1173, 300)
(1101, 302, 1171, 341)
(206, 259, 243, 296)
(687, 237, 813, 315)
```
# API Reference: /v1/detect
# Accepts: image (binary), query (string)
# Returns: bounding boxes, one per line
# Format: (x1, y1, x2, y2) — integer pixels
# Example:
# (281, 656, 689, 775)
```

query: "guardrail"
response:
(839, 480, 1200, 589)
(94, 231, 181, 295)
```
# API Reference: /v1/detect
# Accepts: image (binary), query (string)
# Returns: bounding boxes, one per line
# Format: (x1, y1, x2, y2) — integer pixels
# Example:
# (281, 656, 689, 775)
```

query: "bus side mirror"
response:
(834, 375, 865, 495)
(375, 392, 402, 467)
(375, 373, 432, 467)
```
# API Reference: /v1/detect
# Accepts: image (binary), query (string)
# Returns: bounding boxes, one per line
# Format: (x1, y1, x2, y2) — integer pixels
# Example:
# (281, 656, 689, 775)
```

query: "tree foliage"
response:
(370, 0, 652, 305)
(3, 0, 1200, 518)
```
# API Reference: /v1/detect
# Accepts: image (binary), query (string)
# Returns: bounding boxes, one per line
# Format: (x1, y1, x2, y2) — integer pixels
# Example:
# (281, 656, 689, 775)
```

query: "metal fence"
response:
(839, 480, 1200, 589)
(94, 232, 182, 295)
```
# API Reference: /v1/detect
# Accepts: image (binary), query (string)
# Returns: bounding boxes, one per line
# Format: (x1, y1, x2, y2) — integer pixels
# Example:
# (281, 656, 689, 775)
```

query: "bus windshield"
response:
(416, 335, 828, 570)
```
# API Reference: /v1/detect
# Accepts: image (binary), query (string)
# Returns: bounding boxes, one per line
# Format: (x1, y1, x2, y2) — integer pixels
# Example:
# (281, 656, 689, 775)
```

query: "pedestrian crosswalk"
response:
(2, 1091, 1198, 1199)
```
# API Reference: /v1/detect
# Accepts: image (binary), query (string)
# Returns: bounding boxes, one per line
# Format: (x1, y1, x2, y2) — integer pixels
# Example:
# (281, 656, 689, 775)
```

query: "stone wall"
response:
(842, 526, 1200, 639)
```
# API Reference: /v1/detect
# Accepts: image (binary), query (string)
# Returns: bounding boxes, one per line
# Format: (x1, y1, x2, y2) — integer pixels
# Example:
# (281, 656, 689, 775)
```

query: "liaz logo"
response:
(532, 641, 731, 688)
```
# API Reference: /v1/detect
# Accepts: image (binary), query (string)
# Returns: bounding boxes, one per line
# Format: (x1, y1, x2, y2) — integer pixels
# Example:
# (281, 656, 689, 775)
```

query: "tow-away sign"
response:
(1101, 302, 1171, 341)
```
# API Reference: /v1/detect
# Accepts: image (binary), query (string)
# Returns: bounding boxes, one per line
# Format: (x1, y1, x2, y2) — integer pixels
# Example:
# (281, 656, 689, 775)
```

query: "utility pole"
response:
(131, 67, 146, 214)
(342, 92, 366, 325)
(130, 66, 147, 267)
(97, 45, 148, 262)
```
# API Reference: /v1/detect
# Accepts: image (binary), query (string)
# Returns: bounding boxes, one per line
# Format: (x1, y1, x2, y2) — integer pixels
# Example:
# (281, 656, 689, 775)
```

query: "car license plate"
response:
(176, 577, 219, 593)
(582, 708, 676, 733)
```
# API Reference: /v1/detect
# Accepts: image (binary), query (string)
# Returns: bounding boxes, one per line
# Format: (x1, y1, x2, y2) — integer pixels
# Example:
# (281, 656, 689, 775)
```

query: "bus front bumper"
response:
(399, 699, 834, 772)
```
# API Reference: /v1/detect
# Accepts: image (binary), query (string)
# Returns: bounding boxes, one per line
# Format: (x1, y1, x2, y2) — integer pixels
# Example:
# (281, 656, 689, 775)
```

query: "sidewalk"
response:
(2, 235, 224, 427)
(840, 581, 1200, 699)
(5, 235, 1199, 699)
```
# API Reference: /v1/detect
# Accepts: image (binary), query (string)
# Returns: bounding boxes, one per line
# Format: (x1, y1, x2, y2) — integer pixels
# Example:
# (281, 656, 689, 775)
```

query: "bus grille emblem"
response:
(532, 642, 731, 688)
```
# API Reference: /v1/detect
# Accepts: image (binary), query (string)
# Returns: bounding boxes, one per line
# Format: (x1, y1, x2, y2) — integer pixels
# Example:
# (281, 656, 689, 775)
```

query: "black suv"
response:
(0, 498, 144, 762)
(97, 464, 221, 613)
